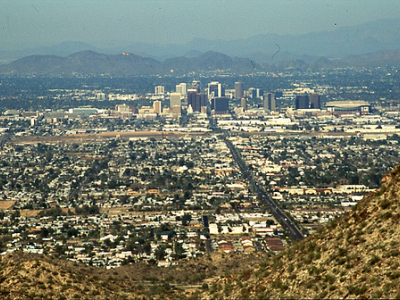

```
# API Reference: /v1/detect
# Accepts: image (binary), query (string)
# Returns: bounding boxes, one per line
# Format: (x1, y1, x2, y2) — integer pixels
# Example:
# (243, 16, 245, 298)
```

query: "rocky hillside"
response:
(203, 164, 400, 299)
(0, 251, 264, 299)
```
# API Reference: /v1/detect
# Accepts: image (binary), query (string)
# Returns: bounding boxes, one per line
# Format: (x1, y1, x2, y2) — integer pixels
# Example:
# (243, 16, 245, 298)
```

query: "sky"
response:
(1, 0, 400, 50)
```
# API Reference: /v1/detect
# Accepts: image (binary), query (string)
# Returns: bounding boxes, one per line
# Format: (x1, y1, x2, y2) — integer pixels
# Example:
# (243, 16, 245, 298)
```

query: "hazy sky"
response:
(1, 0, 400, 50)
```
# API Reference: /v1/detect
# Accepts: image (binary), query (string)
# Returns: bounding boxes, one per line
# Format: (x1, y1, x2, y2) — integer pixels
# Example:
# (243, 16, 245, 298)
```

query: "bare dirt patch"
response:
(0, 201, 15, 210)
(12, 131, 205, 145)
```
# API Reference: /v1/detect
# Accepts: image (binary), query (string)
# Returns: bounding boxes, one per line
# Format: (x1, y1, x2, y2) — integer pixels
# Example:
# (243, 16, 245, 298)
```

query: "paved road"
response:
(223, 135, 304, 241)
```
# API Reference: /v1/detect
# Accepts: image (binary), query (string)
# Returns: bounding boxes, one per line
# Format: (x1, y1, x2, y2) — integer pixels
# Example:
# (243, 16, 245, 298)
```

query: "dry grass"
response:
(19, 209, 41, 217)
(0, 201, 15, 210)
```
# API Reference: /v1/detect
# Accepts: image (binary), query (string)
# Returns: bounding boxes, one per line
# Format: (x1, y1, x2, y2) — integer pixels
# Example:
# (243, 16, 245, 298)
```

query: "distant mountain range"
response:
(0, 50, 261, 75)
(2, 46, 400, 76)
(2, 18, 400, 75)
(1, 18, 400, 66)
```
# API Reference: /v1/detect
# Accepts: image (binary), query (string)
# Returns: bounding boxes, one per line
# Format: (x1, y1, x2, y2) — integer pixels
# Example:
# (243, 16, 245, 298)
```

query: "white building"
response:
(176, 83, 187, 96)
(155, 86, 165, 97)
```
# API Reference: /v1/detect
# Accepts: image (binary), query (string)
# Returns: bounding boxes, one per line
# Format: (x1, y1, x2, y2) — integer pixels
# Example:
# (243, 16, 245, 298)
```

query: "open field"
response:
(19, 208, 73, 217)
(10, 130, 206, 145)
(19, 209, 41, 217)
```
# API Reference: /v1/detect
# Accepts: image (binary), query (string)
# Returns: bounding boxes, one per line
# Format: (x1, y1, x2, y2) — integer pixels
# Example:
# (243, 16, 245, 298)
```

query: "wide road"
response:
(223, 135, 304, 241)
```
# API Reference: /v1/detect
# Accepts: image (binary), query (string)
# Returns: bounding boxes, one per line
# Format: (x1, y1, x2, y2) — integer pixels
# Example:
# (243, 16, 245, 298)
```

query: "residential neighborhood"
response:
(0, 67, 399, 268)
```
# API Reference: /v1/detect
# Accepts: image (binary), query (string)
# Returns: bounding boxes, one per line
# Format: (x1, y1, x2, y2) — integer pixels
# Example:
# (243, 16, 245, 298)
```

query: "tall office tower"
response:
(187, 90, 207, 112)
(263, 92, 276, 111)
(169, 92, 181, 108)
(187, 89, 197, 107)
(241, 97, 247, 111)
(208, 82, 224, 98)
(214, 97, 229, 114)
(295, 94, 310, 109)
(176, 83, 187, 96)
(309, 93, 321, 109)
(235, 82, 244, 99)
(155, 86, 165, 97)
(153, 101, 162, 114)
(195, 93, 207, 112)
(256, 88, 264, 99)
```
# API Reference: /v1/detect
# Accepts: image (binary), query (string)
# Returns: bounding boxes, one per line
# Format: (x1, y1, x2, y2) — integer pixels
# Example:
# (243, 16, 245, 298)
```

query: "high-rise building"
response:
(169, 92, 181, 108)
(264, 92, 276, 111)
(196, 93, 207, 112)
(235, 82, 244, 99)
(187, 89, 197, 107)
(256, 89, 264, 99)
(295, 94, 310, 109)
(153, 101, 162, 114)
(187, 90, 207, 112)
(309, 93, 321, 109)
(155, 86, 165, 97)
(176, 83, 187, 96)
(208, 82, 224, 98)
(214, 97, 229, 114)
(241, 97, 247, 111)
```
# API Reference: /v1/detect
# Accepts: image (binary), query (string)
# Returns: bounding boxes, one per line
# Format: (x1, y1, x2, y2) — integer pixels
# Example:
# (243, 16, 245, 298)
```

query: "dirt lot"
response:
(11, 131, 206, 145)
(0, 201, 16, 210)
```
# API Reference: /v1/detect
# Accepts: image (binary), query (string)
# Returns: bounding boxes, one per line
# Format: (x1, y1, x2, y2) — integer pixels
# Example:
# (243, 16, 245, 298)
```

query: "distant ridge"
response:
(0, 51, 162, 75)
(0, 50, 260, 75)
(2, 46, 400, 76)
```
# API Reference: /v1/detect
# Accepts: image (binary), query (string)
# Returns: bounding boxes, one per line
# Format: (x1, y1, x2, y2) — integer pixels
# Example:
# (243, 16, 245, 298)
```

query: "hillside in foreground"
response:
(203, 164, 400, 299)
(0, 250, 264, 299)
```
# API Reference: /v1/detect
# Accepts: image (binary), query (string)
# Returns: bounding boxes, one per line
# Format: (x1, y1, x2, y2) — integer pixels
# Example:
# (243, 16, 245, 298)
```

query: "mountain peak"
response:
(199, 50, 230, 58)
(67, 50, 105, 58)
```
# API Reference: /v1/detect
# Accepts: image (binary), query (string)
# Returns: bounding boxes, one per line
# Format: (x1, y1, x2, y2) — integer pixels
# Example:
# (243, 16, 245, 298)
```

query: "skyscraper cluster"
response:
(295, 93, 320, 109)
(187, 89, 207, 113)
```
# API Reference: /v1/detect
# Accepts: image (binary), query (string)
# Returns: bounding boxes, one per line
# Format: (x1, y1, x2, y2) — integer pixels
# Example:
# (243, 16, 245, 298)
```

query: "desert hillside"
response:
(203, 164, 400, 299)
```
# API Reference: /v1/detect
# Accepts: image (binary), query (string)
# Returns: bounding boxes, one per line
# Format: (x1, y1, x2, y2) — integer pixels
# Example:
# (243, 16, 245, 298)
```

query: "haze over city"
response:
(2, 0, 400, 50)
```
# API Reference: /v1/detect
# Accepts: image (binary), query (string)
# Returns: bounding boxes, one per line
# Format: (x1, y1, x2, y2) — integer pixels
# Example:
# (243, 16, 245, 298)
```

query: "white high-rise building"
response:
(175, 83, 187, 96)
(155, 86, 165, 97)
(169, 92, 181, 108)
(208, 82, 224, 98)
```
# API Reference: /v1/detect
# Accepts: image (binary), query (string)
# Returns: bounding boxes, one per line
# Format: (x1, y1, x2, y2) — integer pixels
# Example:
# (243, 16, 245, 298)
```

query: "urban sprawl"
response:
(0, 67, 399, 268)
